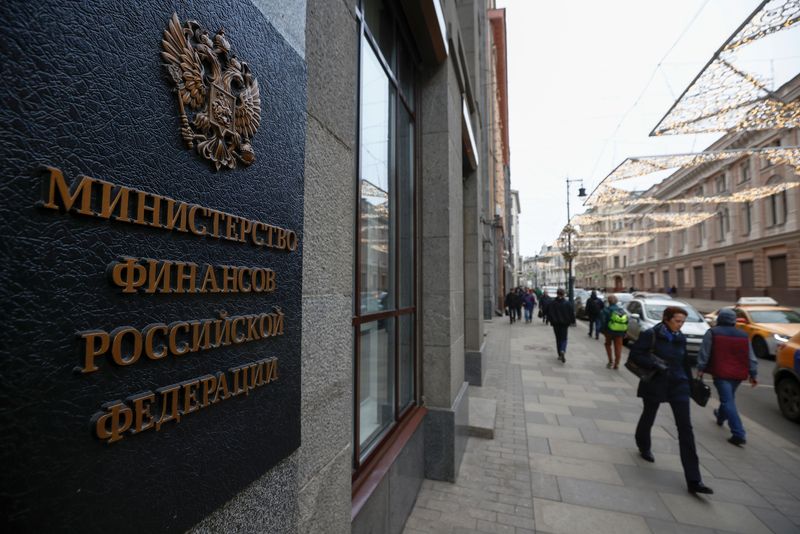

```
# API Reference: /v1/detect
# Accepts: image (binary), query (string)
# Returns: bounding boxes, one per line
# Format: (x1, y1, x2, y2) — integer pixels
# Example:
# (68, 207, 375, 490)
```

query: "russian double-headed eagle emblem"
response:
(162, 13, 261, 170)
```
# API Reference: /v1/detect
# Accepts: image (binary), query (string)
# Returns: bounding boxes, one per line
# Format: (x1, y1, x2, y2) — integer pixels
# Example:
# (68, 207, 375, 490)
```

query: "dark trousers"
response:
(552, 324, 569, 353)
(635, 399, 701, 483)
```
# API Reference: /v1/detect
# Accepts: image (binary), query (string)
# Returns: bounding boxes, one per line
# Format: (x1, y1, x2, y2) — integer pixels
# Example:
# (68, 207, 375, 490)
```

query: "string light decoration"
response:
(651, 0, 800, 136)
(573, 211, 716, 227)
(587, 181, 800, 207)
(595, 146, 800, 185)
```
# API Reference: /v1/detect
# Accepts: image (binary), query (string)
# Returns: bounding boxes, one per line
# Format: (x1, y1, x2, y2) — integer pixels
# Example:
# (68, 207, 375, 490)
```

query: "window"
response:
(738, 162, 750, 184)
(613, 256, 619, 269)
(741, 202, 752, 235)
(354, 0, 417, 471)
(716, 207, 729, 240)
(766, 176, 787, 226)
(760, 138, 781, 169)
(696, 221, 705, 246)
(715, 174, 728, 193)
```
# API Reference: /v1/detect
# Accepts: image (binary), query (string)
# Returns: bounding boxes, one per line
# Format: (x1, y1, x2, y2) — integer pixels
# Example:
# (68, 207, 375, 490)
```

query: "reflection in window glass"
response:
(359, 319, 395, 456)
(398, 107, 414, 308)
(399, 314, 414, 410)
(363, 0, 395, 69)
(360, 38, 395, 314)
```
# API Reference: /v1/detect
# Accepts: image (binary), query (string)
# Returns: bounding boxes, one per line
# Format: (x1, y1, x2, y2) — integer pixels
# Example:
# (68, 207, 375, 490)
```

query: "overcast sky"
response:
(498, 0, 799, 257)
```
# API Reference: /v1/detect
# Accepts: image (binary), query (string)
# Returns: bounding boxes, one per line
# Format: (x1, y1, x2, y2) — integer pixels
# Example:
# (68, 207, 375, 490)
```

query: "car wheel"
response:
(752, 336, 770, 360)
(776, 377, 800, 422)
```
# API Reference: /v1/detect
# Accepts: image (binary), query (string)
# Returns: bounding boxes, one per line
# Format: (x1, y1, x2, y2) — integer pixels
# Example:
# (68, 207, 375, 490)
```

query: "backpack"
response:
(607, 308, 629, 332)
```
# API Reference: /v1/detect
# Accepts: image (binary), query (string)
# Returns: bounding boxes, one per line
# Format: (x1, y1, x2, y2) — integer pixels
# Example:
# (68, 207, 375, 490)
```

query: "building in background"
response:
(1, 0, 515, 533)
(510, 189, 521, 287)
(577, 76, 800, 304)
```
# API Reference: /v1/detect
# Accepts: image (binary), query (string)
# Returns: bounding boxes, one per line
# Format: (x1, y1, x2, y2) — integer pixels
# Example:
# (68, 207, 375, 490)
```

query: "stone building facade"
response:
(0, 0, 513, 533)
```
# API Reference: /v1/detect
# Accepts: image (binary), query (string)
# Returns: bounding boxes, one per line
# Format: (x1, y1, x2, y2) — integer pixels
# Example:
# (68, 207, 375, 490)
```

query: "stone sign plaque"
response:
(0, 2, 305, 532)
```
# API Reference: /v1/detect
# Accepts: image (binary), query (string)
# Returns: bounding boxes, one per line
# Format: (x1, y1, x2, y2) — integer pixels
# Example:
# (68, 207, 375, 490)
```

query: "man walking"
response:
(546, 288, 575, 362)
(504, 289, 516, 324)
(585, 290, 604, 340)
(696, 308, 758, 446)
(600, 294, 627, 369)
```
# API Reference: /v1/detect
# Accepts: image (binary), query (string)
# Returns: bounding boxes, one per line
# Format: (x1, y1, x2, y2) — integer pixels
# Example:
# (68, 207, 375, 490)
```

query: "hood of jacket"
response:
(717, 308, 736, 326)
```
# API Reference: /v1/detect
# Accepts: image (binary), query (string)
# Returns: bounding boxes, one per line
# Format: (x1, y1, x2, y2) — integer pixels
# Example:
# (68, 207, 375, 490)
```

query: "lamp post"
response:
(561, 179, 587, 308)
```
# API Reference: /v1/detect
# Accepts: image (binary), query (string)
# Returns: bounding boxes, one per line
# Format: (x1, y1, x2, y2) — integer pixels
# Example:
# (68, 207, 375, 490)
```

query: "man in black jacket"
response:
(546, 289, 575, 362)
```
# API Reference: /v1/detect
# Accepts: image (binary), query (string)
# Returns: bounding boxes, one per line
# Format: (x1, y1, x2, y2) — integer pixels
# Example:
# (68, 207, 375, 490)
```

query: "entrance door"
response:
(714, 263, 726, 288)
(770, 255, 788, 287)
(693, 266, 703, 288)
(662, 270, 670, 290)
(676, 268, 685, 289)
(739, 260, 754, 288)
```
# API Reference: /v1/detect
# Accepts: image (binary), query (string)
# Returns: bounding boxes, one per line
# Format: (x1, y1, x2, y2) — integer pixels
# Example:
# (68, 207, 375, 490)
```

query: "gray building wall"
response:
(191, 1, 354, 532)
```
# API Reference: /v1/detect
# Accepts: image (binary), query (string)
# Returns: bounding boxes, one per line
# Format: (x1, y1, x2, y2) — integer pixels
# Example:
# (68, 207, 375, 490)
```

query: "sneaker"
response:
(606, 362, 613, 369)
(558, 352, 566, 362)
(688, 481, 714, 495)
(728, 436, 746, 446)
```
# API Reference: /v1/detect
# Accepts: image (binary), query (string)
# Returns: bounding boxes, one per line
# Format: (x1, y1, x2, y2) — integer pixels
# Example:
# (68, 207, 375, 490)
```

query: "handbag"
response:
(690, 376, 711, 407)
(623, 332, 667, 382)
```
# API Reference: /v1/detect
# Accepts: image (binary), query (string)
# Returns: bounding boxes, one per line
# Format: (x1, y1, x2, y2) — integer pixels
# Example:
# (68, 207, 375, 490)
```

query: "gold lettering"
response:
(212, 371, 230, 403)
(135, 191, 162, 227)
(154, 384, 182, 431)
(251, 222, 265, 246)
(147, 260, 173, 293)
(220, 265, 238, 293)
(129, 392, 156, 434)
(199, 265, 219, 293)
(174, 261, 197, 293)
(239, 219, 252, 243)
(92, 401, 133, 444)
(209, 209, 223, 237)
(237, 267, 251, 292)
(110, 326, 143, 366)
(225, 213, 238, 241)
(265, 358, 279, 382)
(276, 228, 288, 250)
(98, 180, 131, 221)
(265, 224, 276, 247)
(40, 167, 95, 215)
(143, 323, 169, 360)
(79, 330, 110, 373)
(190, 320, 212, 352)
(286, 230, 298, 251)
(164, 199, 188, 232)
(168, 321, 190, 356)
(181, 379, 201, 415)
(199, 374, 217, 407)
(109, 257, 147, 293)
(187, 204, 207, 235)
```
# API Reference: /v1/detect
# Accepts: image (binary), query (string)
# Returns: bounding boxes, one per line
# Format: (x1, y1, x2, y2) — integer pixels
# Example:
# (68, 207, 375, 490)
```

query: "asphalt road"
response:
(734, 357, 800, 446)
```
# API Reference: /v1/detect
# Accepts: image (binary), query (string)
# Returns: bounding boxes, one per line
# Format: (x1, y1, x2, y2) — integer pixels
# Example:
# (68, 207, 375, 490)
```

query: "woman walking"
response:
(629, 306, 713, 495)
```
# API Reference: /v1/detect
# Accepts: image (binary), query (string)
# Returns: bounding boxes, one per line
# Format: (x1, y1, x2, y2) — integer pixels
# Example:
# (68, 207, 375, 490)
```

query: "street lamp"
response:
(561, 178, 587, 308)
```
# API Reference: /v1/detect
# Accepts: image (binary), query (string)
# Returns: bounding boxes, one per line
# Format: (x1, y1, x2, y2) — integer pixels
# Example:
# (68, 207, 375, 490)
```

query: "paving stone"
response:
(530, 471, 560, 500)
(523, 402, 572, 415)
(643, 517, 716, 534)
(529, 453, 623, 485)
(556, 476, 674, 520)
(526, 423, 583, 441)
(548, 438, 636, 465)
(537, 395, 597, 408)
(554, 415, 598, 430)
(747, 506, 800, 534)
(615, 464, 688, 493)
(659, 492, 772, 533)
(533, 498, 651, 534)
(629, 450, 712, 478)
(594, 418, 672, 439)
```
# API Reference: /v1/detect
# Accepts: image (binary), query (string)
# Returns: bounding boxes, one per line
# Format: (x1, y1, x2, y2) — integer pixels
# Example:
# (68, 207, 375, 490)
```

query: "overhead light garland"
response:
(587, 181, 800, 207)
(595, 146, 800, 185)
(651, 0, 800, 136)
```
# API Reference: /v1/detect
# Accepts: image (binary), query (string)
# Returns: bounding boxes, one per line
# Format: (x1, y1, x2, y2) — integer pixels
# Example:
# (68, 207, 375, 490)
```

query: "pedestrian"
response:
(600, 294, 627, 369)
(504, 290, 516, 324)
(514, 287, 524, 323)
(585, 290, 604, 340)
(669, 285, 678, 297)
(696, 308, 758, 446)
(629, 306, 713, 495)
(546, 288, 574, 362)
(540, 291, 552, 324)
(523, 289, 536, 324)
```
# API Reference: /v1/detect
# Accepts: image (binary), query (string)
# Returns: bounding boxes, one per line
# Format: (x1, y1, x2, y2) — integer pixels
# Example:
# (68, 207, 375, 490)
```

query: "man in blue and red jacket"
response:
(697, 308, 758, 446)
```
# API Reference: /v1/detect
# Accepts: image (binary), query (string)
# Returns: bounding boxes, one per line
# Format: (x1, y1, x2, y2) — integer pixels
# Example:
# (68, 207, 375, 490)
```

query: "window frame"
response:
(352, 0, 422, 484)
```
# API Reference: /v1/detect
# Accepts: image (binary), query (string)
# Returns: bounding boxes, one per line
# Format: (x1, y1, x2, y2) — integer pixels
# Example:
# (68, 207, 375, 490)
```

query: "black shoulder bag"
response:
(624, 332, 667, 382)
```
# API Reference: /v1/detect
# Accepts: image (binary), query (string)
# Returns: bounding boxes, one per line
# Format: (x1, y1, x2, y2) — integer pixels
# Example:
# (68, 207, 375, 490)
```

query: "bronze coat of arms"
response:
(162, 13, 261, 170)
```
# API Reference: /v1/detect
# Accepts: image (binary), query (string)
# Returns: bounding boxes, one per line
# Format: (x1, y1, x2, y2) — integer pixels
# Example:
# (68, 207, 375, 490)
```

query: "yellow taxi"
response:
(705, 297, 800, 359)
(775, 331, 800, 422)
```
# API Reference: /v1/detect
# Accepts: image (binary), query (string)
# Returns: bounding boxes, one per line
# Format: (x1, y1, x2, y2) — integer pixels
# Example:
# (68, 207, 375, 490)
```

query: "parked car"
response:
(774, 331, 800, 422)
(632, 291, 672, 300)
(705, 297, 800, 359)
(604, 292, 633, 307)
(625, 297, 709, 363)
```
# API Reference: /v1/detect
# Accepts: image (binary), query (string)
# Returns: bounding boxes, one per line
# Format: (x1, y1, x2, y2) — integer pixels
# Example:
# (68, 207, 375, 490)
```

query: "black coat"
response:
(546, 297, 574, 326)
(629, 323, 692, 403)
(585, 296, 604, 319)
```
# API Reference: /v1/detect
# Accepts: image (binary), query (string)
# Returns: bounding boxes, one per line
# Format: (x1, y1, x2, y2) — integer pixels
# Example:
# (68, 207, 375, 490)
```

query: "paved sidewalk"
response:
(403, 318, 800, 534)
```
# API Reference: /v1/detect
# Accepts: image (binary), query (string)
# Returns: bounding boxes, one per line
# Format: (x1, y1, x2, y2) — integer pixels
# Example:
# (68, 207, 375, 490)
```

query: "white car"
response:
(625, 298, 709, 363)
